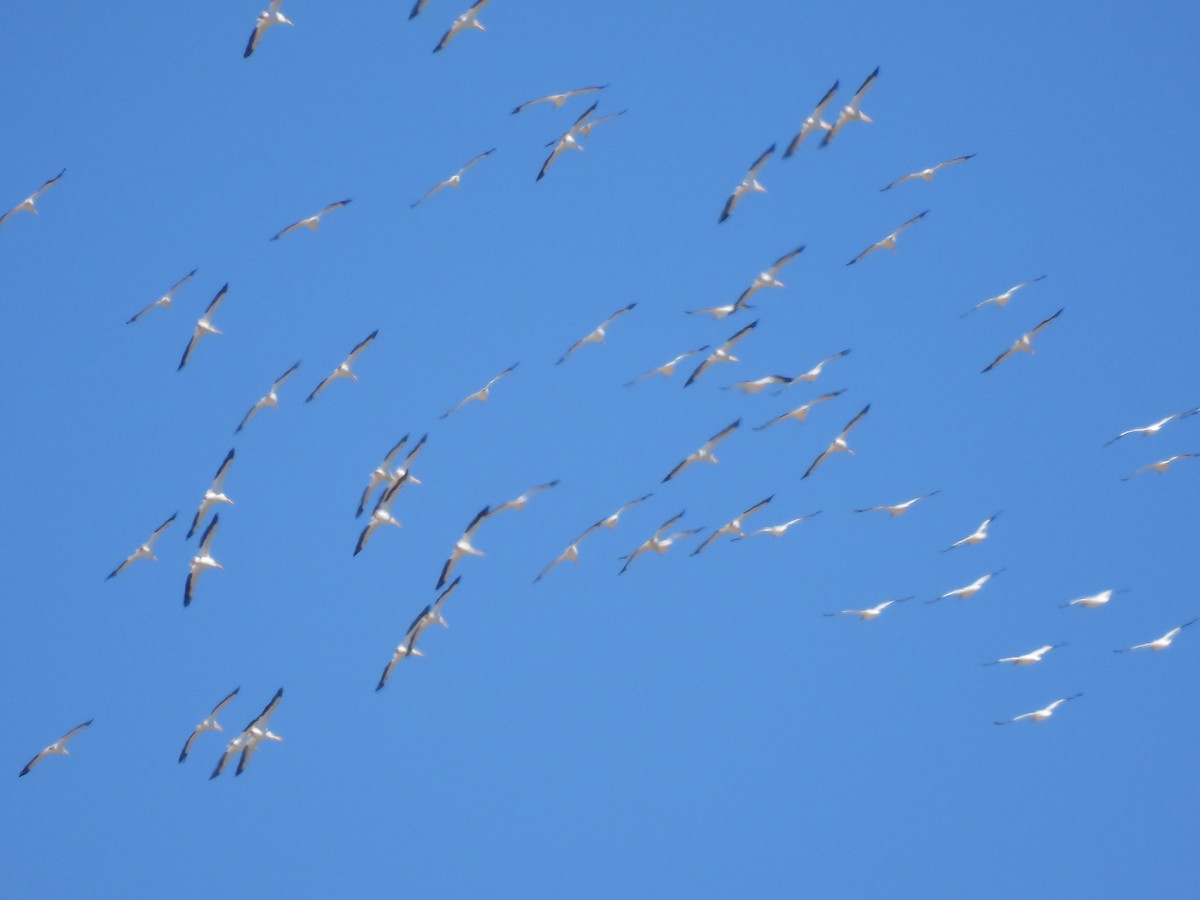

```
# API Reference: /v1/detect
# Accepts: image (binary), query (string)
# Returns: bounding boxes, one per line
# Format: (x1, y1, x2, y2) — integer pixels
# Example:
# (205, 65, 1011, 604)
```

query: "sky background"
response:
(4, 1, 1199, 896)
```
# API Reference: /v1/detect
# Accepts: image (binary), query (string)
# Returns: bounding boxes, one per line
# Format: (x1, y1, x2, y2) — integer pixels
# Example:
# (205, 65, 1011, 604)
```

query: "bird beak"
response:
(215, 723, 224, 732)
(859, 113, 873, 123)
(215, 562, 225, 569)
(413, 648, 425, 657)
(728, 354, 739, 363)
(283, 16, 295, 26)
(410, 475, 423, 485)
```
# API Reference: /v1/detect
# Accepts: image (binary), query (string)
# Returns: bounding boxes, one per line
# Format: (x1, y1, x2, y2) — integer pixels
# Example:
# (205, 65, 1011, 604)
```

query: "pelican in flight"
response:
(179, 687, 240, 763)
(306, 330, 378, 402)
(185, 515, 223, 607)
(663, 419, 740, 483)
(943, 512, 1001, 552)
(354, 473, 410, 556)
(1115, 619, 1198, 653)
(107, 512, 177, 580)
(1061, 588, 1127, 609)
(984, 644, 1065, 666)
(0, 167, 65, 227)
(270, 199, 351, 241)
(536, 103, 623, 181)
(734, 246, 806, 309)
(784, 82, 838, 157)
(854, 491, 939, 518)
(357, 434, 426, 518)
(685, 320, 758, 387)
(235, 362, 300, 433)
(881, 155, 975, 191)
(802, 404, 870, 480)
(127, 269, 198, 324)
(994, 694, 1081, 725)
(492, 480, 559, 515)
(719, 144, 774, 223)
(625, 346, 709, 386)
(535, 496, 650, 582)
(437, 506, 492, 589)
(1122, 454, 1198, 480)
(19, 720, 93, 777)
(1104, 408, 1199, 446)
(821, 67, 879, 147)
(733, 511, 820, 540)
(211, 688, 283, 778)
(982, 308, 1064, 373)
(691, 496, 773, 556)
(960, 275, 1046, 317)
(188, 449, 235, 539)
(244, 1, 293, 57)
(794, 348, 852, 384)
(440, 362, 518, 418)
(724, 375, 795, 395)
(376, 582, 459, 691)
(686, 301, 750, 320)
(512, 85, 607, 115)
(178, 283, 230, 370)
(434, 0, 490, 52)
(928, 569, 1004, 604)
(619, 511, 703, 574)
(411, 150, 495, 208)
(556, 303, 636, 365)
(823, 597, 911, 620)
(753, 390, 844, 431)
(847, 211, 928, 266)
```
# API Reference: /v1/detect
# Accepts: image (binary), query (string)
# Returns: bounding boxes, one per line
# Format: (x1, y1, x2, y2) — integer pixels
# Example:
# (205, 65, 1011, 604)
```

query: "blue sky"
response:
(5, 1, 1199, 896)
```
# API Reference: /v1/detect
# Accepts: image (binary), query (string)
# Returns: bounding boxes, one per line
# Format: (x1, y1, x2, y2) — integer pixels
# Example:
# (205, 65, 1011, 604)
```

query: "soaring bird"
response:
(376, 583, 459, 691)
(184, 515, 223, 607)
(719, 144, 774, 223)
(881, 155, 975, 191)
(802, 404, 870, 479)
(753, 390, 844, 430)
(512, 85, 607, 115)
(127, 269, 198, 324)
(179, 688, 240, 763)
(433, 0, 491, 52)
(1061, 588, 1127, 609)
(354, 473, 410, 556)
(491, 481, 559, 515)
(19, 720, 93, 777)
(823, 597, 911, 620)
(1104, 409, 1199, 446)
(178, 283, 230, 370)
(960, 275, 1046, 317)
(690, 496, 773, 556)
(619, 512, 703, 574)
(723, 375, 796, 395)
(188, 449, 235, 539)
(235, 362, 300, 433)
(625, 346, 709, 386)
(943, 512, 1001, 552)
(1122, 454, 1198, 480)
(0, 167, 65, 226)
(535, 103, 623, 181)
(106, 512, 177, 580)
(437, 507, 492, 588)
(981, 308, 1064, 373)
(270, 199, 351, 241)
(732, 511, 820, 540)
(793, 348, 851, 383)
(535, 496, 651, 582)
(211, 688, 283, 778)
(928, 569, 1004, 604)
(1115, 619, 1198, 653)
(854, 491, 939, 518)
(685, 321, 758, 387)
(663, 419, 741, 483)
(994, 694, 1081, 725)
(983, 644, 1065, 666)
(306, 330, 378, 402)
(821, 67, 879, 147)
(556, 304, 636, 365)
(357, 434, 426, 518)
(784, 82, 838, 157)
(440, 363, 518, 418)
(244, 1, 294, 58)
(847, 211, 928, 265)
(411, 150, 495, 207)
(733, 246, 805, 309)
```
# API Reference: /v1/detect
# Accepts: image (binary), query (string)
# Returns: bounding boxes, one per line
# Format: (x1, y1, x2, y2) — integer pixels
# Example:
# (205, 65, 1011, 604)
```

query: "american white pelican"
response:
(421, 576, 461, 631)
(179, 687, 240, 763)
(928, 569, 1004, 604)
(235, 362, 300, 433)
(733, 246, 805, 309)
(685, 320, 758, 387)
(960, 275, 1046, 317)
(846, 211, 928, 266)
(881, 155, 975, 192)
(433, 0, 490, 52)
(983, 644, 1064, 666)
(732, 511, 820, 540)
(1115, 619, 1198, 653)
(440, 362, 518, 418)
(270, 199, 351, 241)
(1104, 409, 1199, 446)
(1061, 588, 1127, 609)
(19, 720, 93, 777)
(536, 103, 605, 181)
(411, 150, 495, 208)
(982, 308, 1064, 373)
(188, 449, 235, 539)
(821, 67, 879, 148)
(512, 85, 607, 115)
(690, 495, 773, 555)
(719, 144, 774, 223)
(823, 597, 911, 620)
(625, 346, 709, 386)
(492, 480, 559, 515)
(556, 303, 636, 365)
(178, 283, 230, 371)
(0, 168, 65, 227)
(854, 491, 939, 518)
(723, 375, 795, 394)
(994, 693, 1081, 725)
(437, 506, 491, 588)
(753, 390, 844, 431)
(534, 494, 652, 581)
(619, 511, 703, 574)
(357, 434, 426, 517)
(793, 348, 852, 383)
(127, 269, 198, 324)
(376, 582, 459, 691)
(589, 493, 654, 531)
(354, 473, 410, 556)
(244, 1, 293, 58)
(784, 82, 838, 157)
(306, 330, 378, 402)
(685, 301, 748, 320)
(107, 512, 177, 580)
(1122, 454, 1198, 480)
(210, 688, 283, 778)
(663, 419, 741, 482)
(943, 512, 1001, 552)
(185, 515, 223, 607)
(802, 404, 870, 480)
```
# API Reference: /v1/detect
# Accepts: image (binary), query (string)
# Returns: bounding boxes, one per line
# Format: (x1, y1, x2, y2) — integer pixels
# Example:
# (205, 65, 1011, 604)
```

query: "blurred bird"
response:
(685, 321, 758, 387)
(354, 473, 409, 556)
(512, 85, 607, 115)
(784, 83, 838, 157)
(244, 1, 293, 57)
(211, 688, 283, 778)
(440, 363, 518, 418)
(854, 491, 939, 518)
(557, 304, 636, 365)
(943, 512, 1001, 552)
(1104, 409, 1199, 446)
(106, 512, 177, 580)
(823, 597, 911, 620)
(821, 67, 879, 147)
(492, 481, 559, 515)
(928, 569, 1004, 604)
(960, 275, 1046, 317)
(411, 150, 495, 207)
(847, 211, 928, 265)
(719, 144, 774, 223)
(235, 362, 300, 433)
(619, 512, 703, 574)
(178, 283, 230, 371)
(802, 404, 870, 479)
(1061, 588, 1127, 609)
(1122, 454, 1198, 480)
(981, 308, 1064, 373)
(270, 199, 351, 241)
(754, 391, 844, 430)
(433, 0, 491, 52)
(793, 348, 852, 383)
(19, 720, 93, 777)
(437, 507, 492, 588)
(983, 644, 1065, 666)
(306, 330, 378, 402)
(184, 515, 223, 607)
(882, 155, 975, 191)
(179, 688, 240, 763)
(732, 512, 820, 540)
(663, 419, 740, 482)
(691, 496, 773, 555)
(0, 167, 65, 226)
(357, 435, 426, 518)
(1114, 619, 1198, 653)
(733, 245, 805, 309)
(188, 449, 235, 539)
(994, 694, 1081, 725)
(127, 269, 198, 324)
(626, 346, 709, 386)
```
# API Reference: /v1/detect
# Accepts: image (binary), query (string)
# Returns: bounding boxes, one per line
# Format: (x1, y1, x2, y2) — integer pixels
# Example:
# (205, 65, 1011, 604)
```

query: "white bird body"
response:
(961, 275, 1045, 316)
(1116, 619, 1197, 653)
(663, 419, 740, 482)
(802, 404, 869, 479)
(943, 512, 1001, 551)
(821, 67, 879, 147)
(433, 0, 491, 52)
(270, 199, 350, 241)
(107, 512, 177, 580)
(995, 694, 1081, 725)
(211, 689, 283, 777)
(244, 1, 294, 58)
(754, 390, 844, 431)
(882, 154, 975, 191)
(236, 362, 300, 433)
(441, 363, 518, 418)
(178, 283, 230, 370)
(188, 449, 235, 539)
(930, 569, 1004, 603)
(784, 83, 838, 157)
(127, 269, 198, 324)
(185, 515, 224, 607)
(982, 308, 1064, 373)
(824, 597, 911, 620)
(0, 168, 65, 226)
(847, 211, 927, 265)
(985, 644, 1063, 666)
(19, 720, 93, 776)
(854, 491, 939, 518)
(719, 145, 774, 223)
(685, 321, 758, 387)
(179, 688, 240, 763)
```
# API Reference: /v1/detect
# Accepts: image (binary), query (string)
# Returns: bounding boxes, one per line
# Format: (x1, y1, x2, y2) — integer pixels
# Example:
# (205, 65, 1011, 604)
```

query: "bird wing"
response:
(148, 512, 178, 545)
(689, 530, 723, 556)
(747, 144, 775, 179)
(197, 513, 220, 556)
(210, 448, 236, 492)
(178, 325, 206, 370)
(235, 741, 261, 776)
(662, 453, 696, 483)
(785, 82, 838, 157)
(346, 329, 379, 364)
(981, 343, 1018, 373)
(235, 396, 268, 433)
(269, 218, 304, 241)
(840, 404, 871, 437)
(849, 66, 880, 106)
(319, 198, 352, 217)
(1029, 307, 1064, 337)
(846, 240, 883, 266)
(409, 0, 429, 18)
(411, 178, 452, 208)
(352, 519, 379, 557)
(246, 688, 283, 732)
(704, 419, 742, 453)
(802, 443, 836, 480)
(459, 148, 496, 173)
(29, 168, 67, 199)
(486, 362, 519, 389)
(210, 739, 239, 778)
(305, 369, 338, 403)
(537, 138, 572, 182)
(271, 361, 301, 391)
(179, 727, 203, 763)
(893, 209, 930, 236)
(556, 334, 589, 365)
(768, 246, 805, 276)
(933, 154, 976, 173)
(718, 186, 744, 224)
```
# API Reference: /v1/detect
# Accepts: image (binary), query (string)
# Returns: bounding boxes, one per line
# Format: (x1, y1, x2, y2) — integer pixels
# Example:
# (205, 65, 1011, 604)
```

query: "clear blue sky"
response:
(6, 2, 1199, 897)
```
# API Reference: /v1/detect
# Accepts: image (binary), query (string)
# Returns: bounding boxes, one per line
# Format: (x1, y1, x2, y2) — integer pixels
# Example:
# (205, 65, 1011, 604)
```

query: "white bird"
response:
(178, 283, 230, 371)
(663, 419, 740, 483)
(437, 506, 492, 589)
(847, 211, 928, 266)
(19, 720, 93, 777)
(732, 511, 820, 540)
(802, 404, 870, 480)
(784, 82, 838, 157)
(928, 569, 1004, 604)
(994, 693, 1081, 725)
(179, 687, 240, 763)
(492, 480, 559, 515)
(625, 346, 709, 386)
(981, 308, 1064, 373)
(686, 301, 749, 320)
(512, 85, 607, 115)
(185, 515, 223, 607)
(983, 644, 1065, 666)
(685, 320, 758, 387)
(733, 246, 805, 309)
(1061, 588, 1127, 609)
(305, 330, 378, 403)
(411, 150, 495, 208)
(535, 103, 621, 181)
(235, 362, 300, 433)
(433, 0, 490, 52)
(106, 512, 177, 580)
(210, 688, 283, 778)
(557, 304, 636, 365)
(357, 434, 426, 518)
(719, 144, 774, 223)
(753, 390, 844, 431)
(1115, 619, 1198, 653)
(823, 597, 911, 620)
(270, 199, 351, 241)
(854, 491, 939, 518)
(723, 375, 795, 395)
(376, 582, 459, 691)
(691, 495, 773, 556)
(793, 348, 852, 383)
(0, 168, 65, 227)
(943, 511, 1002, 552)
(1122, 454, 1198, 480)
(579, 493, 654, 539)
(1104, 409, 1199, 446)
(244, 1, 294, 58)
(354, 473, 410, 556)
(821, 67, 879, 147)
(960, 275, 1046, 317)
(881, 155, 975, 191)
(188, 449, 235, 539)
(619, 511, 703, 574)
(420, 576, 461, 632)
(126, 269, 198, 324)
(440, 362, 518, 418)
